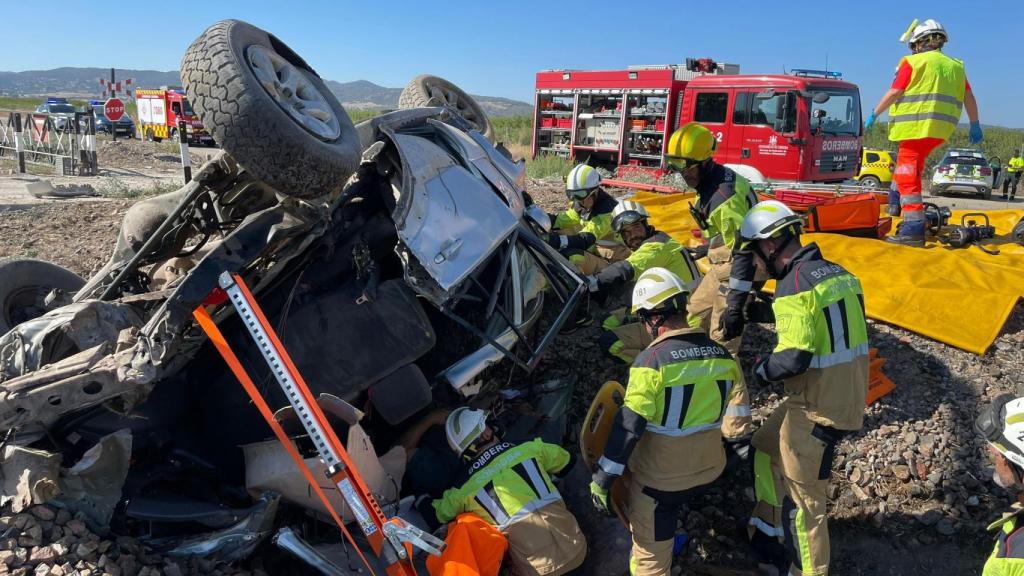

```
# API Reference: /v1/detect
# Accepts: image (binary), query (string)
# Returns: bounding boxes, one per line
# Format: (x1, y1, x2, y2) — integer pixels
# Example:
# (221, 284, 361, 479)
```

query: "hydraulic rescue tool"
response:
(938, 213, 999, 255)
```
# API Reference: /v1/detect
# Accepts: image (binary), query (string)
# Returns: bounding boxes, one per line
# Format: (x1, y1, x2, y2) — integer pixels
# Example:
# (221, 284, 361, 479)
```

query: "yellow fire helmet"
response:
(666, 122, 717, 167)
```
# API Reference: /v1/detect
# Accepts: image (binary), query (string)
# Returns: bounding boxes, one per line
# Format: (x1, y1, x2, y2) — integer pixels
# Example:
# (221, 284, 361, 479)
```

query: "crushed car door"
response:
(386, 130, 519, 304)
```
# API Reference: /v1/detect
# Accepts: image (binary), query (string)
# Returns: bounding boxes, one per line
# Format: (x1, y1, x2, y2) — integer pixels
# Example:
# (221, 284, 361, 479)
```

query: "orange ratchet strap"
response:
(192, 272, 444, 576)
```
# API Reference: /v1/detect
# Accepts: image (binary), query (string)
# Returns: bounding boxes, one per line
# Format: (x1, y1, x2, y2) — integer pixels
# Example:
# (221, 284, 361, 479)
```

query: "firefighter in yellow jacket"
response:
(427, 408, 587, 576)
(665, 121, 761, 445)
(740, 201, 868, 576)
(975, 394, 1024, 575)
(592, 201, 701, 363)
(864, 19, 981, 246)
(548, 164, 630, 273)
(590, 267, 742, 576)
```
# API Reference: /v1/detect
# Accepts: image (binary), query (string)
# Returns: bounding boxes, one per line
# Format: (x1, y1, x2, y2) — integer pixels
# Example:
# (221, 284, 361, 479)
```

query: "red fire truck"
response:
(135, 87, 215, 146)
(532, 61, 863, 183)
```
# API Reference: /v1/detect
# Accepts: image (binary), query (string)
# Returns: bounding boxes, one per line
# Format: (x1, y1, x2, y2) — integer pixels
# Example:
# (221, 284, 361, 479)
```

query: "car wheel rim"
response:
(424, 81, 484, 132)
(246, 44, 341, 141)
(3, 286, 44, 327)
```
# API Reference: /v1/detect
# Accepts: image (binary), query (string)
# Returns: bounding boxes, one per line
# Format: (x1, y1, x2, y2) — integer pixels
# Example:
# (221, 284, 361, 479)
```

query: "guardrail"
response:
(0, 111, 98, 176)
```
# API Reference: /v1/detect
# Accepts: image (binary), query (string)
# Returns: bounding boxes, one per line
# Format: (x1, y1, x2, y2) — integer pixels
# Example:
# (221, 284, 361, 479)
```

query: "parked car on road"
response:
(857, 148, 894, 189)
(34, 97, 77, 131)
(89, 101, 136, 137)
(930, 148, 994, 199)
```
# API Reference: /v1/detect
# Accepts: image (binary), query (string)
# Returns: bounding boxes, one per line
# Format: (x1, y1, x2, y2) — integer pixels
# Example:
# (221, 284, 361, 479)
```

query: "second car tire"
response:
(398, 74, 494, 143)
(0, 258, 85, 335)
(180, 20, 361, 199)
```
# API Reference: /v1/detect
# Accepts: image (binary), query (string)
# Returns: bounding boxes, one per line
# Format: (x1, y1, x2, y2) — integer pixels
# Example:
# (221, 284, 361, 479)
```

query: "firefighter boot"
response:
(886, 218, 925, 247)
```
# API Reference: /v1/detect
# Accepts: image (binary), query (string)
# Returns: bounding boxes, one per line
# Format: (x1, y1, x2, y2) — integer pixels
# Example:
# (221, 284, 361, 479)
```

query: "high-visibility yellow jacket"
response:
(888, 51, 965, 142)
(552, 188, 620, 252)
(594, 327, 741, 491)
(984, 507, 1024, 575)
(1008, 157, 1024, 174)
(433, 439, 570, 528)
(594, 231, 700, 292)
(758, 243, 869, 430)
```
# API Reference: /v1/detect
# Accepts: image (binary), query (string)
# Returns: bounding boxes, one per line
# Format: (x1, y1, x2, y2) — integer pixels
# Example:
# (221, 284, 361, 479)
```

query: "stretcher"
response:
(579, 380, 630, 527)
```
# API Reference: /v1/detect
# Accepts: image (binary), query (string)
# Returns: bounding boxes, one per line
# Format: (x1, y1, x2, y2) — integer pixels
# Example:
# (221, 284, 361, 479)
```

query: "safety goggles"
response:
(664, 155, 702, 173)
(566, 187, 597, 200)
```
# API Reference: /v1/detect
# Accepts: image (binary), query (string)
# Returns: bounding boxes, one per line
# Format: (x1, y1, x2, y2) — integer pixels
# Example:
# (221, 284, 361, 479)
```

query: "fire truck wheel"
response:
(180, 20, 359, 199)
(399, 75, 494, 143)
(0, 258, 85, 335)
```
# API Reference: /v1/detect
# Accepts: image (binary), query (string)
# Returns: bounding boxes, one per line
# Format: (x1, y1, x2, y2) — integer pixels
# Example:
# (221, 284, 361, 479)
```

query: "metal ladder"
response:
(193, 272, 445, 576)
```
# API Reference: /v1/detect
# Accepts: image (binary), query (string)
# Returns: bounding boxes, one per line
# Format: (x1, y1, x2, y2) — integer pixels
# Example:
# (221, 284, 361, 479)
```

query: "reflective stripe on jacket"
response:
(984, 510, 1024, 575)
(694, 163, 758, 293)
(434, 440, 570, 529)
(553, 189, 619, 251)
(595, 231, 700, 291)
(596, 327, 740, 491)
(762, 243, 869, 430)
(888, 51, 965, 142)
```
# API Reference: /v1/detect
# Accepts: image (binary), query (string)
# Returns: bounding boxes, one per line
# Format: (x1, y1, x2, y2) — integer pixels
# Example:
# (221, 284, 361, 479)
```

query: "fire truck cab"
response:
(135, 87, 215, 146)
(532, 63, 863, 183)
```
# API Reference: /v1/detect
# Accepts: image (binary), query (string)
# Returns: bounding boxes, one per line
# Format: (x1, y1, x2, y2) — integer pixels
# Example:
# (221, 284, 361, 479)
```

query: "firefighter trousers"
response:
(599, 307, 652, 364)
(686, 250, 754, 439)
(748, 401, 844, 576)
(566, 244, 631, 275)
(624, 476, 703, 576)
(893, 137, 944, 233)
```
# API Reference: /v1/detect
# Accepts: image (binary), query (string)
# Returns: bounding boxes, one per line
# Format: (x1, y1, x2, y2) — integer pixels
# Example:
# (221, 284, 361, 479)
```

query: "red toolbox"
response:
(556, 118, 573, 129)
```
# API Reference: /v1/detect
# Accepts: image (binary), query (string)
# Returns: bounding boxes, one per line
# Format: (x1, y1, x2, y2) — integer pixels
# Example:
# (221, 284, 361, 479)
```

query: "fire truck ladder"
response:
(192, 272, 445, 576)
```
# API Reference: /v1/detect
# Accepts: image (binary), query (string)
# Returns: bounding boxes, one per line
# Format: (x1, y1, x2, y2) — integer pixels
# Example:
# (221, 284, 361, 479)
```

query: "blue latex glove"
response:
(969, 121, 983, 144)
(864, 112, 877, 131)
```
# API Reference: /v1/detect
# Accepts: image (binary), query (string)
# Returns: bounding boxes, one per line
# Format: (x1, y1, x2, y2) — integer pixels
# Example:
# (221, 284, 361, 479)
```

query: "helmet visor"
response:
(612, 210, 646, 233)
(664, 155, 703, 173)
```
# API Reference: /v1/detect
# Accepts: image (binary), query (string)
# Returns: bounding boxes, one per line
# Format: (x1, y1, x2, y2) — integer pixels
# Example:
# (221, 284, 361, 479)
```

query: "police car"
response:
(930, 148, 994, 199)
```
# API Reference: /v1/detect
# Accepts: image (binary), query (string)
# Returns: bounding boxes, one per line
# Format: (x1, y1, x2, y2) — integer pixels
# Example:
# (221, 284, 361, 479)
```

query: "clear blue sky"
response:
(2, 0, 1022, 127)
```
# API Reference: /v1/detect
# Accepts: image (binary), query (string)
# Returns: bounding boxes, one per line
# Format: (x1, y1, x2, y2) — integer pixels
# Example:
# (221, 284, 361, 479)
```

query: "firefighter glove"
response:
(719, 304, 746, 341)
(589, 481, 611, 515)
(584, 275, 599, 293)
(969, 121, 984, 145)
(863, 112, 877, 131)
(687, 243, 709, 261)
(752, 355, 777, 387)
(547, 234, 569, 250)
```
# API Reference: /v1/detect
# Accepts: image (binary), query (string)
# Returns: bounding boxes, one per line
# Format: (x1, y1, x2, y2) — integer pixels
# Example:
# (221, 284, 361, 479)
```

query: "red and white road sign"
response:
(104, 98, 125, 122)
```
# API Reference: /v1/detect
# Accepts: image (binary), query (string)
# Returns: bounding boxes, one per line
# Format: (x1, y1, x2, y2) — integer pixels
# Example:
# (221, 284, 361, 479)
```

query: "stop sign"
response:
(104, 98, 125, 122)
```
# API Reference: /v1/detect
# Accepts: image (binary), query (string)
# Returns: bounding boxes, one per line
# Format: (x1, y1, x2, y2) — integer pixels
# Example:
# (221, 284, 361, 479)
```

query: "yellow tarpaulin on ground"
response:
(632, 191, 1024, 355)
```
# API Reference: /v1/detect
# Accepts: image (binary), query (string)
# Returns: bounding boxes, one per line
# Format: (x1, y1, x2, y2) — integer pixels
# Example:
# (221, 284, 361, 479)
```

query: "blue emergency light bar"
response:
(45, 97, 69, 104)
(89, 100, 103, 106)
(790, 69, 843, 79)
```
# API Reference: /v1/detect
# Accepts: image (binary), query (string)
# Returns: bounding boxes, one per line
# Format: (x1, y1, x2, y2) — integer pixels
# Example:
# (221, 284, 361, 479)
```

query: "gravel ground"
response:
(0, 174, 1019, 575)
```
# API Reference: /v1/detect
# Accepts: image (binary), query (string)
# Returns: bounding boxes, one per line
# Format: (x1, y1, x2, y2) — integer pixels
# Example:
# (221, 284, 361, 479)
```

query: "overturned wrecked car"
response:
(0, 19, 584, 570)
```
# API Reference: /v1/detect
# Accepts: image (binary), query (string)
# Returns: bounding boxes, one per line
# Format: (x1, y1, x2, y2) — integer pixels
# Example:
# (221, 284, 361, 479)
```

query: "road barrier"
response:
(0, 111, 98, 176)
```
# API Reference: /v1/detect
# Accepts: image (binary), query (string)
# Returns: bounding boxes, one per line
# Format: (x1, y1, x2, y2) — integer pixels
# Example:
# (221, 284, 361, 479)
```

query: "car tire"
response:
(398, 74, 494, 143)
(979, 187, 991, 200)
(0, 258, 85, 335)
(859, 175, 881, 189)
(181, 20, 360, 199)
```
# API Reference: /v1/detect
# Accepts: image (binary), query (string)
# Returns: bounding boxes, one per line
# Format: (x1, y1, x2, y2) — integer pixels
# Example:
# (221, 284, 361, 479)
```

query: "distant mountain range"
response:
(0, 67, 533, 117)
